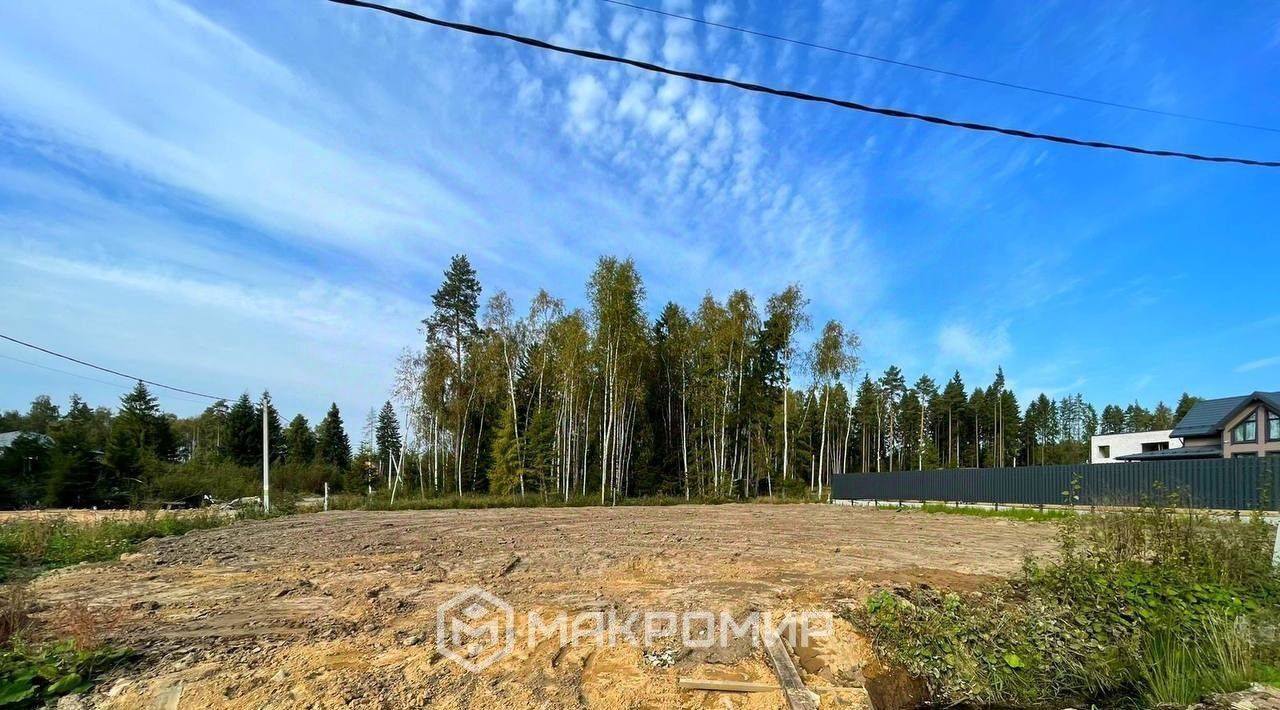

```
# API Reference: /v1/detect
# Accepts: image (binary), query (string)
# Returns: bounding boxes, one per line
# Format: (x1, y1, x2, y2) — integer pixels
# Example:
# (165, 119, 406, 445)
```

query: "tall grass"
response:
(914, 502, 1074, 522)
(858, 503, 1280, 707)
(0, 512, 230, 582)
(1139, 616, 1253, 706)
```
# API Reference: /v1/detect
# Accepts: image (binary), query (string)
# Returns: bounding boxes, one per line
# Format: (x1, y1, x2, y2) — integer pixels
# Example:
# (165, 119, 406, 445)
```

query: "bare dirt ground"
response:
(28, 504, 1056, 709)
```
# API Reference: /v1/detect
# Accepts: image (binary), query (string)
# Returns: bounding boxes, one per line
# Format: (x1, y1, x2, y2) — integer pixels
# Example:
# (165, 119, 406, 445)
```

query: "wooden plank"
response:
(759, 627, 819, 710)
(677, 678, 780, 693)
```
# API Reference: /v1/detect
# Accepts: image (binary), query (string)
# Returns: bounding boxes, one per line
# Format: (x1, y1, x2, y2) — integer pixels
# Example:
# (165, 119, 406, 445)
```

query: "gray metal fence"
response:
(831, 457, 1280, 511)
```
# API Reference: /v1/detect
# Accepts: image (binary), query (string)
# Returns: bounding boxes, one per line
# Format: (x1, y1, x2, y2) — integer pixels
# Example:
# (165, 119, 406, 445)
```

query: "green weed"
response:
(856, 503, 1280, 707)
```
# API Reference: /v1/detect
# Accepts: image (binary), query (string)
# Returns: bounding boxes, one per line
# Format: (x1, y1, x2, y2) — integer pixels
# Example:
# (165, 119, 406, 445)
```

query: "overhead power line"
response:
(597, 0, 1280, 135)
(0, 333, 232, 402)
(326, 0, 1280, 168)
(0, 353, 209, 404)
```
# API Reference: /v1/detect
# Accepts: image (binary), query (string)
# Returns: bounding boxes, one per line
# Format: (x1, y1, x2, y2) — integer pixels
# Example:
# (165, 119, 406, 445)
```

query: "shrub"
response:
(0, 639, 130, 708)
(856, 505, 1280, 707)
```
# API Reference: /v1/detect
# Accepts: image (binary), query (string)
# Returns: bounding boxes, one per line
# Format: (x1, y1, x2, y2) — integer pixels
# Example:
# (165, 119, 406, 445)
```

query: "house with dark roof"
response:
(1116, 391, 1280, 461)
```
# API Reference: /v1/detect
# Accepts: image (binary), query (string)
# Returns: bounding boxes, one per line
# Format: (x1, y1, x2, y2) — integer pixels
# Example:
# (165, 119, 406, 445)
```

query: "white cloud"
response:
(0, 1, 489, 269)
(661, 19, 697, 65)
(705, 2, 733, 24)
(1236, 356, 1280, 373)
(566, 74, 608, 135)
(937, 323, 1013, 371)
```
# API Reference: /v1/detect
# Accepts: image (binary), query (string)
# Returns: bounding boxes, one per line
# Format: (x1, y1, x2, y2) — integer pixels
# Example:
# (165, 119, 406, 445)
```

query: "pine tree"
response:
(939, 372, 968, 468)
(424, 254, 482, 494)
(315, 403, 352, 471)
(1151, 401, 1175, 430)
(45, 394, 104, 506)
(1174, 393, 1201, 424)
(111, 381, 176, 462)
(257, 391, 285, 463)
(1124, 401, 1153, 432)
(1100, 404, 1125, 434)
(375, 401, 402, 464)
(284, 414, 316, 464)
(225, 393, 258, 466)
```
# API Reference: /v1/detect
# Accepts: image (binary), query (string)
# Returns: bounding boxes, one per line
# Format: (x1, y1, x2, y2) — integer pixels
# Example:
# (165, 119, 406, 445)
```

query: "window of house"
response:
(1097, 445, 1110, 459)
(1141, 441, 1169, 452)
(1232, 417, 1257, 443)
(1233, 452, 1257, 458)
(1268, 410, 1279, 441)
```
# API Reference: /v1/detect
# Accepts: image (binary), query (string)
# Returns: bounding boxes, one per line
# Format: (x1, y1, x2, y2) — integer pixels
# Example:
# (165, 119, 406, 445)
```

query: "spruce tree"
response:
(257, 391, 285, 463)
(1173, 393, 1201, 424)
(487, 405, 522, 495)
(225, 394, 258, 466)
(375, 401, 402, 463)
(1100, 404, 1125, 434)
(284, 414, 316, 464)
(315, 403, 351, 471)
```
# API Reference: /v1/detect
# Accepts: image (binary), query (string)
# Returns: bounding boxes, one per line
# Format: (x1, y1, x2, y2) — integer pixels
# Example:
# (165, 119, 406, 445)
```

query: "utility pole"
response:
(262, 393, 270, 513)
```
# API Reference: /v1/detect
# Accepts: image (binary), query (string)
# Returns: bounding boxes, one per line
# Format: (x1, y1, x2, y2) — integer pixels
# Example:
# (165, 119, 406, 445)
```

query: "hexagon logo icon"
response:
(435, 586, 515, 672)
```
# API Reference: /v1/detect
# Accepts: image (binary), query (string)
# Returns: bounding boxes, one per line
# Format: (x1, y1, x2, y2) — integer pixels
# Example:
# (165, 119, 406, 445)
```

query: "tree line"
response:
(1, 253, 1205, 508)
(0, 384, 409, 509)
(389, 253, 1205, 501)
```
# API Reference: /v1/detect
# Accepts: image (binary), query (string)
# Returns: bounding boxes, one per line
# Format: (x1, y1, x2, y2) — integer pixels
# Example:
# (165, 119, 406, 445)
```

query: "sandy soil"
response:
(27, 504, 1055, 709)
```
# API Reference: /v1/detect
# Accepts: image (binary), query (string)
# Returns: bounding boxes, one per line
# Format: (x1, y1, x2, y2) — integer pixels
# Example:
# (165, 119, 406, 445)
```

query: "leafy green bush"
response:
(0, 640, 129, 708)
(856, 505, 1280, 707)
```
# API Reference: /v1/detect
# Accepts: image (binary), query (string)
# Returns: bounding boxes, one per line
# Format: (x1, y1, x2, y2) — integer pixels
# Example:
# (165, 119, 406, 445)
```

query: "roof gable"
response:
(1170, 391, 1280, 438)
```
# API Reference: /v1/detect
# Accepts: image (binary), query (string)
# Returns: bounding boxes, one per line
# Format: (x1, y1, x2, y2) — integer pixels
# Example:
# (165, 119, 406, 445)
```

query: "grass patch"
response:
(856, 503, 1280, 707)
(0, 511, 231, 582)
(912, 502, 1075, 522)
(1138, 617, 1253, 706)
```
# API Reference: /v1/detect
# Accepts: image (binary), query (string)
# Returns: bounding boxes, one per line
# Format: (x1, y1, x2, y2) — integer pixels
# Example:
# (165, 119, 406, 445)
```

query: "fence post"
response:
(324, 482, 330, 512)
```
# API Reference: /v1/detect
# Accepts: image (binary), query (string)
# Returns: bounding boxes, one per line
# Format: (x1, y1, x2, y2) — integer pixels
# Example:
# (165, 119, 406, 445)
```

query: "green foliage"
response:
(314, 403, 351, 471)
(0, 640, 130, 708)
(283, 414, 315, 465)
(486, 406, 523, 495)
(0, 512, 229, 582)
(224, 394, 258, 466)
(374, 401, 401, 463)
(1138, 617, 1252, 706)
(857, 505, 1280, 707)
(914, 502, 1074, 522)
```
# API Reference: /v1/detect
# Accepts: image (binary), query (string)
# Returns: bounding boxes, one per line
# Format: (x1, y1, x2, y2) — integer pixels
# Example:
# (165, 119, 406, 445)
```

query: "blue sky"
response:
(1, 0, 1278, 430)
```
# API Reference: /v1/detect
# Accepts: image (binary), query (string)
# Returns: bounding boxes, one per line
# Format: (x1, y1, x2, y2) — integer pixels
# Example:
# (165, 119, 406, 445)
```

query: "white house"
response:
(1090, 430, 1180, 464)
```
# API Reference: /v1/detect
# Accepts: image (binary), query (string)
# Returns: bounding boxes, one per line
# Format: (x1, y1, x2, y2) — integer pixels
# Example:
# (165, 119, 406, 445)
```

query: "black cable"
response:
(0, 353, 208, 403)
(597, 0, 1280, 135)
(326, 0, 1280, 168)
(0, 333, 232, 401)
